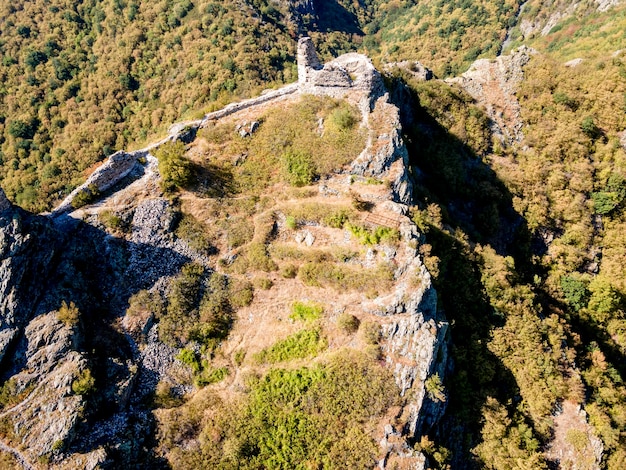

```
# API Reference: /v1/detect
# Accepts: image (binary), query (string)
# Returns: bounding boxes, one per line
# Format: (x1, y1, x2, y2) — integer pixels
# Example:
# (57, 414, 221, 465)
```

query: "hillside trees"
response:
(0, 0, 297, 211)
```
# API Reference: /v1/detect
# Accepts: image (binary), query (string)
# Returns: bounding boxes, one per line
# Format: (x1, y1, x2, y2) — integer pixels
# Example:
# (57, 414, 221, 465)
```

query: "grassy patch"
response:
(254, 328, 327, 364)
(290, 301, 324, 322)
(298, 261, 394, 294)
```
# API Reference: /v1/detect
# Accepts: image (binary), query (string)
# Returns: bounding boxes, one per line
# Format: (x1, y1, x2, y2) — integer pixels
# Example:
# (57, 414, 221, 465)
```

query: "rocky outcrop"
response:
(448, 46, 535, 144)
(0, 208, 60, 364)
(384, 61, 434, 81)
(0, 188, 11, 213)
(2, 313, 85, 458)
(296, 37, 414, 204)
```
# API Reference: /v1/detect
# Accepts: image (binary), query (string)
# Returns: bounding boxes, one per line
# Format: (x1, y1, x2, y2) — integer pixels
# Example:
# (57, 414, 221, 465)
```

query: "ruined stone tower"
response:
(297, 37, 322, 86)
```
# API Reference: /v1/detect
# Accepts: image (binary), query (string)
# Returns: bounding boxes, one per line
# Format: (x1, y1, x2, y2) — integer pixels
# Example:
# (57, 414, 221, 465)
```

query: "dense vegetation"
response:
(392, 49, 626, 467)
(0, 0, 297, 211)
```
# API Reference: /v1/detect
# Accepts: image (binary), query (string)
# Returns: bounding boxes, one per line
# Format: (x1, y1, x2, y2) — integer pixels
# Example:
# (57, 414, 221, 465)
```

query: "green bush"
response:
(560, 275, 589, 312)
(323, 209, 351, 228)
(281, 264, 298, 279)
(196, 367, 229, 387)
(425, 373, 446, 402)
(348, 224, 400, 245)
(71, 369, 96, 396)
(71, 184, 100, 209)
(285, 215, 297, 230)
(156, 141, 193, 193)
(592, 192, 621, 215)
(360, 321, 381, 345)
(254, 277, 274, 290)
(580, 116, 601, 139)
(57, 300, 80, 326)
(328, 106, 358, 130)
(337, 313, 360, 334)
(281, 149, 316, 187)
(99, 210, 125, 231)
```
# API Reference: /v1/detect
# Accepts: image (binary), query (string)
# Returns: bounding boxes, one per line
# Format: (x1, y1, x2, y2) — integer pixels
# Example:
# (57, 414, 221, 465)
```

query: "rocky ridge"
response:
(0, 39, 448, 468)
(447, 46, 535, 145)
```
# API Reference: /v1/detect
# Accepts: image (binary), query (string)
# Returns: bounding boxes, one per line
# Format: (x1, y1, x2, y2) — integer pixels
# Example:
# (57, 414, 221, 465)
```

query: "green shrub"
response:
(254, 328, 327, 364)
(71, 369, 96, 396)
(337, 313, 360, 334)
(234, 349, 246, 366)
(51, 439, 64, 452)
(229, 278, 255, 307)
(71, 184, 100, 209)
(156, 141, 193, 193)
(560, 275, 589, 312)
(580, 116, 601, 139)
(348, 224, 400, 245)
(425, 373, 446, 402)
(281, 264, 298, 278)
(592, 192, 620, 215)
(285, 215, 297, 230)
(254, 277, 274, 290)
(360, 321, 381, 345)
(99, 210, 125, 232)
(196, 367, 229, 387)
(176, 214, 212, 252)
(323, 209, 351, 228)
(328, 106, 358, 130)
(290, 301, 323, 322)
(57, 300, 80, 326)
(281, 149, 316, 187)
(177, 348, 202, 373)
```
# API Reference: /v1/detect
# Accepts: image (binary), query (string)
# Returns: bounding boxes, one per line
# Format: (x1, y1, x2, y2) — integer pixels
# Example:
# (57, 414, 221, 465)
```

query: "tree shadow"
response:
(389, 78, 542, 466)
(309, 0, 363, 35)
(189, 161, 237, 198)
(0, 207, 192, 467)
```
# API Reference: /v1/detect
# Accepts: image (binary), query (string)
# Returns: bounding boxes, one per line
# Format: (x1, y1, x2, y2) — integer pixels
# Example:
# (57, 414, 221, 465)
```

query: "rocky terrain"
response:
(0, 39, 448, 468)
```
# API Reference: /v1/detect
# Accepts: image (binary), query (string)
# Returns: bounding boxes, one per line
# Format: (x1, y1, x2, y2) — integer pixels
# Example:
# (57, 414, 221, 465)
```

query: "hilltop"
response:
(0, 39, 448, 469)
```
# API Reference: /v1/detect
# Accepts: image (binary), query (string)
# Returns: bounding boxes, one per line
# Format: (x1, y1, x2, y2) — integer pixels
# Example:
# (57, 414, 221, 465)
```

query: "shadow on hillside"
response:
(190, 161, 237, 198)
(391, 80, 540, 467)
(0, 210, 186, 468)
(310, 0, 363, 35)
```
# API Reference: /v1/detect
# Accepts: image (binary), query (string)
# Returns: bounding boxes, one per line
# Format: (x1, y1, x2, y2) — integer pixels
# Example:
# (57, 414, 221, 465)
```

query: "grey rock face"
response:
(448, 46, 535, 144)
(0, 188, 11, 213)
(4, 313, 85, 457)
(385, 61, 434, 81)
